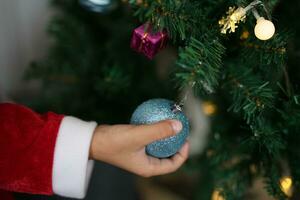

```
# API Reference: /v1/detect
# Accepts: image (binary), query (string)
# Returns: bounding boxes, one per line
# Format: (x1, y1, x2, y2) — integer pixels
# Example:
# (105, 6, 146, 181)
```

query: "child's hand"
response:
(89, 120, 189, 177)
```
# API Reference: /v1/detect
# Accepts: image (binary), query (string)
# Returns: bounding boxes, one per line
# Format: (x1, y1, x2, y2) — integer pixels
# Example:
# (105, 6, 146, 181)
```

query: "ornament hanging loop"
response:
(172, 82, 196, 113)
(172, 104, 183, 113)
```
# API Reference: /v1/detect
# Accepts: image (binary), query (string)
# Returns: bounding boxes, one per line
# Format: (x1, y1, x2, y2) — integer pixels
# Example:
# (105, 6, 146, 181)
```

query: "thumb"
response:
(134, 120, 182, 146)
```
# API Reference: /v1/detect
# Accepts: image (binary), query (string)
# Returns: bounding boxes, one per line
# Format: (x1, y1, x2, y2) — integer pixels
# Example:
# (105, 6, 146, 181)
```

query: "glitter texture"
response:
(131, 99, 190, 158)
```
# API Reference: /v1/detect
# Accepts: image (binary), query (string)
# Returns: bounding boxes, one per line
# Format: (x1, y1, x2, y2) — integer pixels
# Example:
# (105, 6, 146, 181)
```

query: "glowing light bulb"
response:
(280, 176, 293, 197)
(254, 17, 275, 40)
(212, 190, 225, 200)
(202, 101, 217, 116)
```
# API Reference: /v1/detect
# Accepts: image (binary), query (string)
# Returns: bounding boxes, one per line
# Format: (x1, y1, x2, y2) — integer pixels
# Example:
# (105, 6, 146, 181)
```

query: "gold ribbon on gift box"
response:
(139, 32, 149, 51)
(138, 26, 167, 52)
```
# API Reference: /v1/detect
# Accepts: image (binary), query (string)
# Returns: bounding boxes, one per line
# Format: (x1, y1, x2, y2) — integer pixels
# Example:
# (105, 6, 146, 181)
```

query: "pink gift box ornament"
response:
(131, 24, 168, 59)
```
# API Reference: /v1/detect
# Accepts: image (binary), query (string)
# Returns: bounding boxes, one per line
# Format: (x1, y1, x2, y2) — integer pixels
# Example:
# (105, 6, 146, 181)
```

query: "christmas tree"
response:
(25, 0, 300, 199)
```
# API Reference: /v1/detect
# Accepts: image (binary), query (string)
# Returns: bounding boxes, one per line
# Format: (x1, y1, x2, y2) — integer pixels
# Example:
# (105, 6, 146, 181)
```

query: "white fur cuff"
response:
(52, 116, 97, 199)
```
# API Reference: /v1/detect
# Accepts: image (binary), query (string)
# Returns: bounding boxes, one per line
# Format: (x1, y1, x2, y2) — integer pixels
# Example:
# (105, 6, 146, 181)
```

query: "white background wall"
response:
(0, 0, 51, 99)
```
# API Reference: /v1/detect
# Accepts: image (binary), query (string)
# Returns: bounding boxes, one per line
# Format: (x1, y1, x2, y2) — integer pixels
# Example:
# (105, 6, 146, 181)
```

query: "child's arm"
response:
(90, 121, 189, 178)
(0, 103, 189, 199)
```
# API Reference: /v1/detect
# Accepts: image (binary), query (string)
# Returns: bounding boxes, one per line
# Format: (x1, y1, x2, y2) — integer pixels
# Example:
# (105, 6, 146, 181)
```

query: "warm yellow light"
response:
(254, 17, 275, 41)
(280, 176, 293, 197)
(212, 190, 225, 200)
(250, 164, 257, 174)
(240, 30, 250, 40)
(203, 101, 217, 116)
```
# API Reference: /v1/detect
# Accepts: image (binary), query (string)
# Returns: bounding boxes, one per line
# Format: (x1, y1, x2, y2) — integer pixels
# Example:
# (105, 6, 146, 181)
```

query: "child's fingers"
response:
(169, 141, 189, 169)
(147, 141, 189, 176)
(133, 120, 182, 146)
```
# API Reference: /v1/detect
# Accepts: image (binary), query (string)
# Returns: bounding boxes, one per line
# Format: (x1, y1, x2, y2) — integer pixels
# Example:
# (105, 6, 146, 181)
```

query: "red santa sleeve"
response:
(0, 103, 97, 199)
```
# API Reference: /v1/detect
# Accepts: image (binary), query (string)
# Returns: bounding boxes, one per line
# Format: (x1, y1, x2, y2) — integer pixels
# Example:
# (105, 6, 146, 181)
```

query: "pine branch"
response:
(175, 36, 225, 94)
(241, 31, 290, 68)
(281, 102, 300, 189)
(128, 0, 219, 41)
(245, 118, 285, 157)
(211, 159, 252, 200)
(226, 66, 276, 123)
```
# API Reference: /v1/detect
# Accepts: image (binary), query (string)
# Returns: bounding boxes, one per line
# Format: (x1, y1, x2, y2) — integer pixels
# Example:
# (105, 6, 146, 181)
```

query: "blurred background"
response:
(0, 0, 51, 100)
(0, 0, 299, 200)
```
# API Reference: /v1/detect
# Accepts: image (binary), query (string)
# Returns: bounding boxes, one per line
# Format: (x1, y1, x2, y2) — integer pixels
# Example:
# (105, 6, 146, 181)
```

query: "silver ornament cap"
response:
(79, 0, 117, 13)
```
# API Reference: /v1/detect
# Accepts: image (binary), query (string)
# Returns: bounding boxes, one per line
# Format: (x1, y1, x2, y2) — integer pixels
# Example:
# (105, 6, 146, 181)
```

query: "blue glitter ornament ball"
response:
(79, 0, 117, 13)
(131, 99, 190, 158)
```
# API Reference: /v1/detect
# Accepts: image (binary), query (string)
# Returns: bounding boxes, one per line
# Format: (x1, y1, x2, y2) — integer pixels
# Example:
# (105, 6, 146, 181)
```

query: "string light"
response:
(249, 164, 257, 174)
(202, 101, 217, 116)
(240, 30, 250, 40)
(280, 176, 293, 197)
(251, 8, 275, 40)
(219, 0, 275, 41)
(212, 190, 225, 200)
(254, 17, 275, 40)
